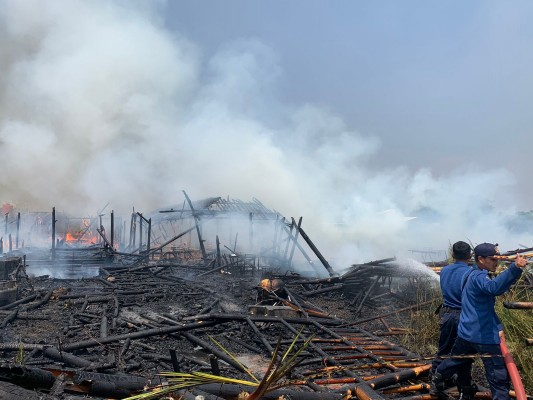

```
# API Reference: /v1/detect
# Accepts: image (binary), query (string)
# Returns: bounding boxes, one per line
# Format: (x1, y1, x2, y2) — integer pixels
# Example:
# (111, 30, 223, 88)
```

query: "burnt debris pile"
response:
(0, 195, 447, 399)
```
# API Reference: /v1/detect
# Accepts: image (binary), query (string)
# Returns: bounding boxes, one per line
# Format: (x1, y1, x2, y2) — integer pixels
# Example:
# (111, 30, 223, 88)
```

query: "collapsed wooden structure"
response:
(0, 194, 529, 399)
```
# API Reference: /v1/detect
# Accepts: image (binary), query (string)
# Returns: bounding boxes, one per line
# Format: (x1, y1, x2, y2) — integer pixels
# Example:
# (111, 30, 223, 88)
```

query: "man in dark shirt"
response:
(432, 243, 527, 400)
(430, 241, 472, 377)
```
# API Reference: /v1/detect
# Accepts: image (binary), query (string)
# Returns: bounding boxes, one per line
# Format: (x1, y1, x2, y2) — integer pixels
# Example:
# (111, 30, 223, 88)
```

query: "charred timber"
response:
(295, 224, 336, 277)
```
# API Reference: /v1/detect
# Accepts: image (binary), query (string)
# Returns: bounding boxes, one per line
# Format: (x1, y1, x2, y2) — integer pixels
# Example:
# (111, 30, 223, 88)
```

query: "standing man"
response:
(432, 243, 527, 400)
(430, 241, 473, 377)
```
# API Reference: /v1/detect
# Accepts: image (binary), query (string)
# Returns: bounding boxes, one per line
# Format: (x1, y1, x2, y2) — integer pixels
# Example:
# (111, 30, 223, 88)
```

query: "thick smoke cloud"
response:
(0, 0, 531, 267)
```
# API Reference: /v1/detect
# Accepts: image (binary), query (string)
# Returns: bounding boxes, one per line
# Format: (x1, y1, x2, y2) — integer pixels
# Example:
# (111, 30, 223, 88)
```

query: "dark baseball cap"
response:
(452, 241, 471, 259)
(474, 243, 499, 257)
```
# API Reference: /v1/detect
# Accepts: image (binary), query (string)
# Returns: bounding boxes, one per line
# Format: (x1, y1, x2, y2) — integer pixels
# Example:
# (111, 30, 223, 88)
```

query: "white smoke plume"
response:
(1, 0, 532, 267)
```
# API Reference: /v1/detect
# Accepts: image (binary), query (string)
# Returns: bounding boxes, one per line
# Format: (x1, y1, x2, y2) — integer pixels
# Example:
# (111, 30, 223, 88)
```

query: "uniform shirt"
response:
(457, 263, 522, 344)
(439, 261, 471, 309)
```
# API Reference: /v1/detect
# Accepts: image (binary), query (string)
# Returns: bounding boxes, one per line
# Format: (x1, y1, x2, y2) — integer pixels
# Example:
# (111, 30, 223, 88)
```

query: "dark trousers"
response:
(436, 337, 510, 400)
(431, 309, 460, 374)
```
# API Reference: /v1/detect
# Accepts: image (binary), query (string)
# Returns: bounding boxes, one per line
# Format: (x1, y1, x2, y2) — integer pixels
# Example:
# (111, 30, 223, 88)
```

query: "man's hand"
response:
(515, 254, 528, 268)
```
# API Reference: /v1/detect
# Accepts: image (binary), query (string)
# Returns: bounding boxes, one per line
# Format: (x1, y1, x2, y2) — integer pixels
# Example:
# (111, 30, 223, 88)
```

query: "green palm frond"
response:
(124, 328, 312, 400)
(207, 334, 260, 383)
(246, 327, 313, 400)
(123, 371, 258, 400)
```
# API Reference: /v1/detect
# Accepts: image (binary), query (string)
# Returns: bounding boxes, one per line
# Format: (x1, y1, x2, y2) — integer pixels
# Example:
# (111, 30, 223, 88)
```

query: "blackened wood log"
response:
(0, 309, 18, 328)
(71, 369, 148, 390)
(0, 293, 39, 310)
(0, 365, 56, 390)
(365, 364, 431, 389)
(23, 290, 53, 311)
(61, 320, 218, 351)
(42, 347, 92, 368)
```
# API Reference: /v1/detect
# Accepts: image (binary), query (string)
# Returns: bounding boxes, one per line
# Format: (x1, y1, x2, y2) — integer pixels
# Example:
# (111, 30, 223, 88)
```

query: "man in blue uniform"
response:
(431, 243, 527, 400)
(430, 241, 472, 377)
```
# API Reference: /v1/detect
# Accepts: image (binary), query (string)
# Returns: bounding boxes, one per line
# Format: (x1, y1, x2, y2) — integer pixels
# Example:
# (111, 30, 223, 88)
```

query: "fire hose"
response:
(499, 331, 526, 400)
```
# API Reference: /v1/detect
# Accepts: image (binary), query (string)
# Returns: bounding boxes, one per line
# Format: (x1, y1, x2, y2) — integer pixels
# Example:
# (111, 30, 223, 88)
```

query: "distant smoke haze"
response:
(1, 0, 531, 267)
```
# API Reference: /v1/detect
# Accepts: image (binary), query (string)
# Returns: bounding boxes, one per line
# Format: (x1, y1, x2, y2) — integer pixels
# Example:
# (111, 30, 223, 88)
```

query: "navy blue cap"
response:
(474, 243, 499, 257)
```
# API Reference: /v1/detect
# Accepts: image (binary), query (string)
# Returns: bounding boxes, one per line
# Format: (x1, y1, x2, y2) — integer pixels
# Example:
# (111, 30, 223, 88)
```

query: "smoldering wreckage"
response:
(0, 193, 531, 400)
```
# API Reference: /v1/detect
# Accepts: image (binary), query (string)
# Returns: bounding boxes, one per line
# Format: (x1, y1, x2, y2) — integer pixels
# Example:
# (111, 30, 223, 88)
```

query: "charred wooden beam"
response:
(296, 224, 336, 277)
(61, 320, 218, 351)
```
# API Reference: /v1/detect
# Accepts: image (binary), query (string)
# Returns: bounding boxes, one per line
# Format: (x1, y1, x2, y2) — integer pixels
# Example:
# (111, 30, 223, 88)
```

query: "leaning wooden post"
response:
(297, 224, 336, 277)
(280, 224, 322, 276)
(51, 207, 56, 261)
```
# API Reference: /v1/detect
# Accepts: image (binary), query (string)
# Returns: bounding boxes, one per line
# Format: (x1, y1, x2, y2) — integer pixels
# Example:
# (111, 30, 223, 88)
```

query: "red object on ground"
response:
(499, 331, 527, 400)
